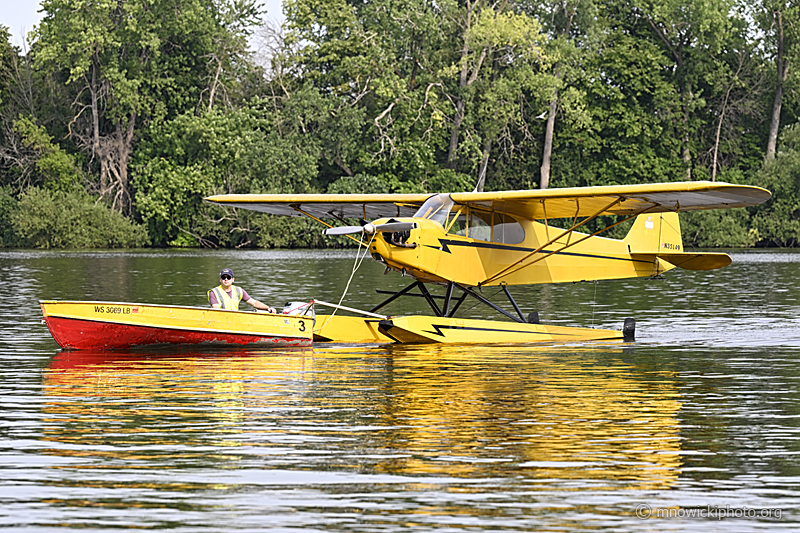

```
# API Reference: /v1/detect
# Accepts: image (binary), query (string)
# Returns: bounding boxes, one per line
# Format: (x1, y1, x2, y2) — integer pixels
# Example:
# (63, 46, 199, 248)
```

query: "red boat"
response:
(40, 300, 314, 351)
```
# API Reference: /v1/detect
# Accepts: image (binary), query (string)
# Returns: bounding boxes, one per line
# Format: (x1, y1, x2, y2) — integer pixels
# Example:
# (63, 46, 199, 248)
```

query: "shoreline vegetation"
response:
(1, 0, 798, 250)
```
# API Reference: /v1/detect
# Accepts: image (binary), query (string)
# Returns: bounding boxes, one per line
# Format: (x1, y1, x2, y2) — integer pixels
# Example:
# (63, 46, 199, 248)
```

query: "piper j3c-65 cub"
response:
(206, 181, 771, 345)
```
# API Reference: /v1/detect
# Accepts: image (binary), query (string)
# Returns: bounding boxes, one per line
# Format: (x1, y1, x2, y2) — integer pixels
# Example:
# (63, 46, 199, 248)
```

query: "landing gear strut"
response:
(371, 280, 531, 323)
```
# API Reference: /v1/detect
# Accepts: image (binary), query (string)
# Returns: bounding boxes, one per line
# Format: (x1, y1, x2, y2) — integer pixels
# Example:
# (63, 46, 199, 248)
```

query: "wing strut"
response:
(481, 202, 661, 286)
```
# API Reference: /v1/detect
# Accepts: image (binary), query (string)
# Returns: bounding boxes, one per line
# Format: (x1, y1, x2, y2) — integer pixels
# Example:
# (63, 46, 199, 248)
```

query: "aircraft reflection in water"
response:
(43, 347, 682, 491)
(369, 344, 683, 489)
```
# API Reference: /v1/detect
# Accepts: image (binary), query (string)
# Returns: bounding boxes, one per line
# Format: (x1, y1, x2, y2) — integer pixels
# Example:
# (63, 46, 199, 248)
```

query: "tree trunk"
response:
(448, 98, 466, 169)
(766, 11, 790, 163)
(711, 106, 725, 182)
(539, 94, 558, 189)
(447, 0, 487, 169)
(476, 138, 491, 191)
(111, 112, 136, 213)
(712, 56, 745, 181)
(90, 53, 102, 168)
(681, 94, 692, 180)
(208, 56, 223, 110)
(538, 7, 574, 190)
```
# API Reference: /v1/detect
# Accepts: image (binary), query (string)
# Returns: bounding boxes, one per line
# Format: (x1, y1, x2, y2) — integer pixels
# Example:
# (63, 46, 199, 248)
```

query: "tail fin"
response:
(625, 212, 731, 271)
(624, 212, 683, 254)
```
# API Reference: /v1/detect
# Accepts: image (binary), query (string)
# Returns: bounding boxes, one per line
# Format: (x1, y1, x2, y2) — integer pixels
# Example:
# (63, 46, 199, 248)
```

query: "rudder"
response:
(624, 212, 683, 254)
(625, 212, 731, 271)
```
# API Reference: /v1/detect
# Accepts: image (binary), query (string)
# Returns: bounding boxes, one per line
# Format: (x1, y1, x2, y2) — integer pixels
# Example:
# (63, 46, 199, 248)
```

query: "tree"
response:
(530, 0, 592, 189)
(201, 0, 264, 110)
(283, 0, 461, 187)
(564, 27, 686, 186)
(633, 0, 735, 179)
(759, 1, 799, 162)
(132, 89, 338, 246)
(752, 122, 800, 246)
(457, 7, 549, 190)
(283, 0, 551, 191)
(0, 26, 16, 109)
(32, 0, 242, 212)
(0, 27, 78, 192)
(701, 12, 768, 181)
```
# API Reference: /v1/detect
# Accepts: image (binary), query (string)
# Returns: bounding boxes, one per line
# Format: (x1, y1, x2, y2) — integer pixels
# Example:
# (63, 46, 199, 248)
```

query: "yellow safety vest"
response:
(208, 285, 243, 310)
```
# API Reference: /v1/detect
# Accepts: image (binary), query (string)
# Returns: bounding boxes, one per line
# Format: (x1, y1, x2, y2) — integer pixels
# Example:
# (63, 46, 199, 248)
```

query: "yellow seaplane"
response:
(206, 181, 771, 345)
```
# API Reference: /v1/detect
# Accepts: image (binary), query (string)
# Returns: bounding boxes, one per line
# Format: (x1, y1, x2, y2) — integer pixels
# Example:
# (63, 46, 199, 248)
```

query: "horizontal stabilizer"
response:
(659, 253, 732, 270)
(633, 252, 732, 271)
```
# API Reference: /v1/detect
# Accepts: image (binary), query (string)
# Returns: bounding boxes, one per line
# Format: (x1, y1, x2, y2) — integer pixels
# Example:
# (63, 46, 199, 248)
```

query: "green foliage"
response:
(0, 186, 20, 247)
(9, 187, 150, 248)
(553, 26, 686, 187)
(751, 124, 800, 247)
(132, 102, 322, 246)
(12, 117, 82, 191)
(0, 0, 797, 248)
(424, 169, 476, 193)
(327, 174, 392, 194)
(257, 217, 329, 248)
(33, 0, 226, 123)
(681, 209, 757, 248)
(0, 25, 16, 109)
(29, 0, 259, 211)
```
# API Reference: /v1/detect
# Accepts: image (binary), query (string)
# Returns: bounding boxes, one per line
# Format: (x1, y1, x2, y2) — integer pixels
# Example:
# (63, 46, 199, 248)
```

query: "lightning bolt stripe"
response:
(421, 324, 572, 338)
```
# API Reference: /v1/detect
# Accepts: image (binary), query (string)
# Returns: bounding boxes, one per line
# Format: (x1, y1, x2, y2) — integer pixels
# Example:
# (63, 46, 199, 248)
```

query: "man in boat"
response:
(208, 268, 276, 313)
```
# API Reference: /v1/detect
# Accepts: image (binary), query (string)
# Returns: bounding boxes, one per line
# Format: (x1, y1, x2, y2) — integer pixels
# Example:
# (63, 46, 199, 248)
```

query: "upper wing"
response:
(451, 181, 771, 219)
(203, 193, 432, 219)
(205, 182, 770, 221)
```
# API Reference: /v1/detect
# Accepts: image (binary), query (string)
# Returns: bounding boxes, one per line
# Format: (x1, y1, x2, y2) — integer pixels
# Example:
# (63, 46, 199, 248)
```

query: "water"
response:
(1, 249, 799, 531)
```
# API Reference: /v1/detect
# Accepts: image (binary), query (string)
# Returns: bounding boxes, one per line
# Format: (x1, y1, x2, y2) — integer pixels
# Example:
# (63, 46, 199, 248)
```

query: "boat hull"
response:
(40, 301, 313, 351)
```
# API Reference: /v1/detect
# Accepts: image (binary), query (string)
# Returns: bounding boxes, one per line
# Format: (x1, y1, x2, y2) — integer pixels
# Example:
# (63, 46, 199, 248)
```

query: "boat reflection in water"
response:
(42, 343, 683, 495)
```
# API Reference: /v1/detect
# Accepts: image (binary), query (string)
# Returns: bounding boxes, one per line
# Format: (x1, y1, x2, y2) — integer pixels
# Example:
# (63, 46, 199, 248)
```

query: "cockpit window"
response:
(446, 209, 468, 236)
(414, 195, 525, 244)
(493, 213, 525, 244)
(469, 211, 492, 241)
(413, 194, 454, 227)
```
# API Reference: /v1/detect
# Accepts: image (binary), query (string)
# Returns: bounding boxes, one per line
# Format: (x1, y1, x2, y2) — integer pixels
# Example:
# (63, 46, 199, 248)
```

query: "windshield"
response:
(413, 194, 454, 227)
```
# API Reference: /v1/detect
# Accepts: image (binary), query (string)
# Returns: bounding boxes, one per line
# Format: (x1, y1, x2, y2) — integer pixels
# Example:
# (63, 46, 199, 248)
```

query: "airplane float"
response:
(204, 181, 771, 345)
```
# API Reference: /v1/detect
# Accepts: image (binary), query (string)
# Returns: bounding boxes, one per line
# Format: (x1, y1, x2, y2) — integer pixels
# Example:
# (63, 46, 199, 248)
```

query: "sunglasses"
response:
(220, 275, 232, 280)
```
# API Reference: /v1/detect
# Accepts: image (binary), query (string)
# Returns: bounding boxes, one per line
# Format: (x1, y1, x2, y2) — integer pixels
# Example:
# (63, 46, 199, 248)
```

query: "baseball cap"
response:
(220, 268, 234, 278)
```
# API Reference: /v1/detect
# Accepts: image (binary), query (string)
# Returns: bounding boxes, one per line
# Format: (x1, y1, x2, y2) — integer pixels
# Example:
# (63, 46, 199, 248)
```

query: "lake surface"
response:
(1, 248, 799, 531)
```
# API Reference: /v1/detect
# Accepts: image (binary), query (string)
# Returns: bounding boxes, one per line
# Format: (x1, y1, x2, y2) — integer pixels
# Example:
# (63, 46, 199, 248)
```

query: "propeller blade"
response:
(374, 222, 417, 233)
(323, 225, 368, 236)
(323, 221, 416, 236)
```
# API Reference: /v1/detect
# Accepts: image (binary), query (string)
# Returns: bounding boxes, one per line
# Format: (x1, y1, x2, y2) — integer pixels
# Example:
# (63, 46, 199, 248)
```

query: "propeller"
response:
(324, 221, 417, 236)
